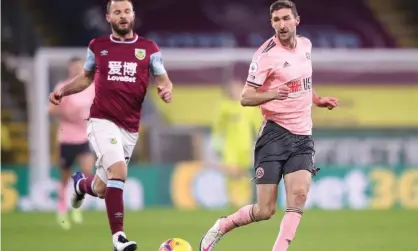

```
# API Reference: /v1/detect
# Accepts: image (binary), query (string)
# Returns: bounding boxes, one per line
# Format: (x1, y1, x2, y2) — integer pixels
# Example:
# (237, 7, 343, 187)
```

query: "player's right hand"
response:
(276, 85, 290, 100)
(49, 89, 63, 105)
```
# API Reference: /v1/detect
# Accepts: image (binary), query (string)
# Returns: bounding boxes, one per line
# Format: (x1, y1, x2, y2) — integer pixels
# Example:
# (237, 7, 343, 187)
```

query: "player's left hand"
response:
(157, 86, 172, 103)
(316, 97, 338, 110)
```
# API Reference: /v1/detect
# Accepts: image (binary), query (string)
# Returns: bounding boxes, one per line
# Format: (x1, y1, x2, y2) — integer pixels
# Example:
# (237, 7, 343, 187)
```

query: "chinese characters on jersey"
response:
(107, 61, 138, 83)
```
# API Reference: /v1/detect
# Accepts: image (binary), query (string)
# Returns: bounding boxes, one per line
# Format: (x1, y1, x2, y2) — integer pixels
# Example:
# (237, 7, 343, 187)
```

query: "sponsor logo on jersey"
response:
(286, 77, 312, 98)
(107, 61, 137, 83)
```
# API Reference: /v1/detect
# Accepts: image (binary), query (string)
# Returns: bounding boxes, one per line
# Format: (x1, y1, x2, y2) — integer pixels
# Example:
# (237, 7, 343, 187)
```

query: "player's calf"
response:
(221, 184, 277, 233)
(104, 161, 134, 249)
(93, 176, 106, 198)
(272, 170, 311, 251)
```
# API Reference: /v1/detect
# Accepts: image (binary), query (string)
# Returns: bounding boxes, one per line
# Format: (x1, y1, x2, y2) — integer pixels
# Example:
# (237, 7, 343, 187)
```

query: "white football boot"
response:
(199, 218, 225, 251)
(113, 232, 137, 251)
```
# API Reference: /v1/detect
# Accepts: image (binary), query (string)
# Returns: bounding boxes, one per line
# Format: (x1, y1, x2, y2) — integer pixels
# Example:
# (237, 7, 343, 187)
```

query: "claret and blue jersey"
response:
(83, 33, 166, 132)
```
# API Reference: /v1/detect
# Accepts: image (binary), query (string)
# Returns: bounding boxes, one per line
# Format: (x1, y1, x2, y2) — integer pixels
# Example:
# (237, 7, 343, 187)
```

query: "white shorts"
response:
(87, 118, 138, 183)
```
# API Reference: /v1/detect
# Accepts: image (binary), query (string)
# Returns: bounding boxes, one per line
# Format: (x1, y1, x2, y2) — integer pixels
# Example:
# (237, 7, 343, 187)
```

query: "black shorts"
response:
(60, 142, 92, 169)
(253, 120, 318, 184)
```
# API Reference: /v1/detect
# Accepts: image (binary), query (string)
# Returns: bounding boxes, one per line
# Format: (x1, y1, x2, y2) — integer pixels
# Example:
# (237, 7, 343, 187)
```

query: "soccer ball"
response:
(159, 238, 193, 251)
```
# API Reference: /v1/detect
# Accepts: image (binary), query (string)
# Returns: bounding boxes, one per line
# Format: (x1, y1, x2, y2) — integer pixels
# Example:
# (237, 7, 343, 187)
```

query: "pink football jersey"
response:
(246, 35, 313, 135)
(84, 34, 167, 132)
(55, 80, 95, 143)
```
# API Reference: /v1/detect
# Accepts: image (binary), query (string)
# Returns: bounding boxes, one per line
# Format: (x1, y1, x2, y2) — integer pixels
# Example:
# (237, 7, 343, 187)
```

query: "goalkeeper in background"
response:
(211, 79, 263, 207)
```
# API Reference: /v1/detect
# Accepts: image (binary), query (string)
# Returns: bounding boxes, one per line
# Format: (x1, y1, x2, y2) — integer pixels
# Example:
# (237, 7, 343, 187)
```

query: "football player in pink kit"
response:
(49, 0, 173, 250)
(200, 1, 338, 251)
(49, 57, 95, 230)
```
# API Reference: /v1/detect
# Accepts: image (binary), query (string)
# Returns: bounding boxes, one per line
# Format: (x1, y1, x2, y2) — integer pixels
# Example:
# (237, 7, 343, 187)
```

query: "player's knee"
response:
(256, 203, 276, 220)
(289, 187, 308, 207)
(106, 161, 127, 181)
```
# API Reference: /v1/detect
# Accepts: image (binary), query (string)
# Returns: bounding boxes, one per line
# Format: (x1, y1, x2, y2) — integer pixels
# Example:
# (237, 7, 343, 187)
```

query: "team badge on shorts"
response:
(110, 138, 117, 144)
(255, 167, 265, 179)
(135, 49, 146, 60)
(306, 52, 311, 60)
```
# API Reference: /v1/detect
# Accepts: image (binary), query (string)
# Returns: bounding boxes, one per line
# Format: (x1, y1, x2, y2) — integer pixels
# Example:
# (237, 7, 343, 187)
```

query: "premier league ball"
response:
(158, 238, 193, 251)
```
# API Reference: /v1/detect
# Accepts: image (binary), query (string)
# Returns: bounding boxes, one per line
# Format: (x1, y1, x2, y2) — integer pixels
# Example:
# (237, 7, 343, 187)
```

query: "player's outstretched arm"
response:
(312, 91, 339, 110)
(241, 84, 290, 107)
(61, 71, 94, 97)
(49, 71, 93, 105)
(49, 41, 97, 105)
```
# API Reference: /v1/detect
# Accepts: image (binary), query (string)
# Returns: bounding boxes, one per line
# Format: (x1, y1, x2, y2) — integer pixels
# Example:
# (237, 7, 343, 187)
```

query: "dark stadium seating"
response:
(31, 0, 397, 48)
(139, 0, 397, 48)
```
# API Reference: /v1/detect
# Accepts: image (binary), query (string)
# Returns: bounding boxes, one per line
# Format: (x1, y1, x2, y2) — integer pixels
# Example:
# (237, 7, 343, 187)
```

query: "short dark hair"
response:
(270, 0, 299, 17)
(107, 0, 133, 13)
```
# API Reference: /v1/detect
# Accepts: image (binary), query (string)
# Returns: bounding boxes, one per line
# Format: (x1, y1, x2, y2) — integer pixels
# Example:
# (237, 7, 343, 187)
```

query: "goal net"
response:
(31, 48, 418, 184)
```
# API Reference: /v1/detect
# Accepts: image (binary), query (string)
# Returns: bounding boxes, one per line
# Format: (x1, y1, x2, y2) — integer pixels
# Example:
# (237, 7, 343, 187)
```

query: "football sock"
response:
(77, 176, 98, 197)
(58, 182, 67, 213)
(219, 204, 256, 234)
(105, 179, 125, 235)
(272, 208, 303, 251)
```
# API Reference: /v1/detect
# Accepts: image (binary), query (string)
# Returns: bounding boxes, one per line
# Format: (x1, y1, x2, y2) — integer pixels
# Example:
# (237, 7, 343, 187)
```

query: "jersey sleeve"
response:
(149, 41, 167, 76)
(246, 53, 272, 88)
(83, 39, 96, 72)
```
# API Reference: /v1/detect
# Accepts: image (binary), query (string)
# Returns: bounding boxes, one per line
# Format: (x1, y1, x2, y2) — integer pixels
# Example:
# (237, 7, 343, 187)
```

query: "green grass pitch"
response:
(2, 209, 418, 251)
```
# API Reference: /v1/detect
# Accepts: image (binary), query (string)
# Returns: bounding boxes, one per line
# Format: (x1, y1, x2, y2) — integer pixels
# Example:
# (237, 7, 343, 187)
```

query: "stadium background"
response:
(1, 0, 418, 250)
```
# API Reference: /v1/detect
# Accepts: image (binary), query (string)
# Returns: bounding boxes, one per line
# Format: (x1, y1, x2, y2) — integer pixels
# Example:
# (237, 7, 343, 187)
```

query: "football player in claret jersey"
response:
(49, 0, 173, 250)
(200, 1, 338, 251)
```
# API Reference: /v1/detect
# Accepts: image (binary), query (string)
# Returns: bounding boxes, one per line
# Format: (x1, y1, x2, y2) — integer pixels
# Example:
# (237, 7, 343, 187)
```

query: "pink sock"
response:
(78, 176, 98, 197)
(272, 208, 303, 251)
(219, 205, 256, 234)
(58, 182, 67, 213)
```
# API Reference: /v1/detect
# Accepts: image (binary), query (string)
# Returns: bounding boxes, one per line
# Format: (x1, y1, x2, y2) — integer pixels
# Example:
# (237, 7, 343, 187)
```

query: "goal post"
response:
(31, 48, 418, 185)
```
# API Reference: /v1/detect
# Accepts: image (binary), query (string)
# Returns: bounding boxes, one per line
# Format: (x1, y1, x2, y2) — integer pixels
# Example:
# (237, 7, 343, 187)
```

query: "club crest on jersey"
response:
(135, 49, 146, 60)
